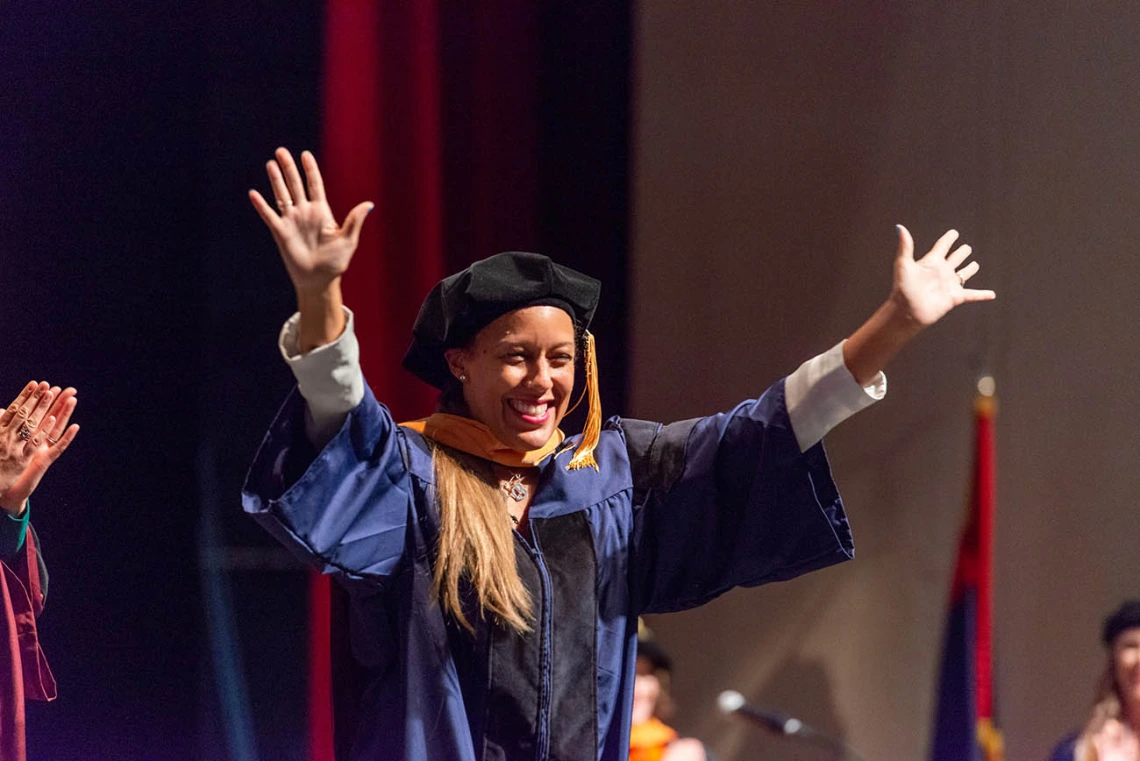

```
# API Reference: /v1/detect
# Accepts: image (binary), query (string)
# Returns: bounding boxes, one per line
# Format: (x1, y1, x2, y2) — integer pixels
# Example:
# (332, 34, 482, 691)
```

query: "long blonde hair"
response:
(430, 442, 533, 634)
(1093, 662, 1123, 723)
(1074, 661, 1128, 761)
(427, 317, 593, 635)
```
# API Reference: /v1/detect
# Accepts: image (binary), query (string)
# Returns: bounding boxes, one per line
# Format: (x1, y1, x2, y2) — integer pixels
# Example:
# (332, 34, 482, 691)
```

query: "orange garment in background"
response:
(630, 717, 678, 761)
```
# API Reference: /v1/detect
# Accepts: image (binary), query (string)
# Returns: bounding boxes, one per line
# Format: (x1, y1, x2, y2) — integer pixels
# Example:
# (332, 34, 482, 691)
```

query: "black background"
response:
(1, 3, 628, 758)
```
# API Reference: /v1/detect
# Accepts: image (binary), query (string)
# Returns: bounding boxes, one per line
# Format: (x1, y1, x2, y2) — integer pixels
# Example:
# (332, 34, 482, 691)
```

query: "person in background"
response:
(631, 624, 712, 761)
(1051, 602, 1140, 761)
(0, 380, 80, 761)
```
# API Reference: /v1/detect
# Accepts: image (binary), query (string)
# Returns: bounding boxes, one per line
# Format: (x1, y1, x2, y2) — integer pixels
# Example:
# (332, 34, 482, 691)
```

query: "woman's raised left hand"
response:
(891, 225, 996, 327)
(842, 225, 997, 385)
(0, 381, 80, 516)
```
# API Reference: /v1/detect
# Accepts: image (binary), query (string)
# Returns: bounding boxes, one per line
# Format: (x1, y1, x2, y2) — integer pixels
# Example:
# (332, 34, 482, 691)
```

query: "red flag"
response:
(930, 386, 1003, 761)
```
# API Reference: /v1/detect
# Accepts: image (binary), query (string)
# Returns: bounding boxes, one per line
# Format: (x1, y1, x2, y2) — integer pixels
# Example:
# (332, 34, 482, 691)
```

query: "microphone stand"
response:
(717, 690, 871, 761)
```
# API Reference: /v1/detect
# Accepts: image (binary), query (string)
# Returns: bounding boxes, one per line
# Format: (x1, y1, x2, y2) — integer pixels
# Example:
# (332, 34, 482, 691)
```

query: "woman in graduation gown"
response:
(1049, 602, 1140, 761)
(243, 148, 995, 761)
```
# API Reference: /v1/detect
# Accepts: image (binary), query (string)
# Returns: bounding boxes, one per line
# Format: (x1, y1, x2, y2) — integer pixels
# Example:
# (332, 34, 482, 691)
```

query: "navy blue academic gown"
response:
(242, 377, 854, 761)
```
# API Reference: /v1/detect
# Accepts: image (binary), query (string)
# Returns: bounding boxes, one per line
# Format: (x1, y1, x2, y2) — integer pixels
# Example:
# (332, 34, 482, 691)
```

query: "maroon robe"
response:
(0, 530, 55, 761)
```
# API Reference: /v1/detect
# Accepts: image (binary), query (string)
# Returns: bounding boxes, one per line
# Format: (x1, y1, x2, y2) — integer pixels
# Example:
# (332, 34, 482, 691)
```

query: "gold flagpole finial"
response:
(975, 375, 997, 416)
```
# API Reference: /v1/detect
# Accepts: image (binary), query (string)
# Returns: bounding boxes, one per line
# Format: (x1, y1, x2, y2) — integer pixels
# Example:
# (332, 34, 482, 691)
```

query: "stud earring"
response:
(459, 374, 467, 383)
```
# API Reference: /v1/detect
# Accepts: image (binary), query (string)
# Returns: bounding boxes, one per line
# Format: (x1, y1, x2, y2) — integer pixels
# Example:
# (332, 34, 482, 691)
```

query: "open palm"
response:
(249, 148, 373, 294)
(0, 382, 80, 515)
(1091, 719, 1140, 761)
(892, 225, 995, 326)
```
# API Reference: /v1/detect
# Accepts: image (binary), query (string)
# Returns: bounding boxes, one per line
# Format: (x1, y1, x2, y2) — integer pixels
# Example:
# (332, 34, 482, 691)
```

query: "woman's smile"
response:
(507, 398, 553, 424)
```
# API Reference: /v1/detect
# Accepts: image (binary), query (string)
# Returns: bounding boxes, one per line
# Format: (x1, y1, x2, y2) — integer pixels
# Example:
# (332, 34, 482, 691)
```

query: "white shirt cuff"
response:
(279, 307, 366, 448)
(785, 340, 886, 452)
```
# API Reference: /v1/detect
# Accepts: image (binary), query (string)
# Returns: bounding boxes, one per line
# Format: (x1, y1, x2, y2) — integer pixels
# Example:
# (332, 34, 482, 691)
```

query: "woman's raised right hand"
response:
(249, 148, 373, 295)
(0, 381, 80, 516)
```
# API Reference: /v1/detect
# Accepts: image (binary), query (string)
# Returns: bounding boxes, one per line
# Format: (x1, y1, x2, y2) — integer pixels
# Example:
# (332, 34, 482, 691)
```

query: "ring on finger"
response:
(18, 424, 32, 441)
(276, 198, 294, 208)
(47, 436, 59, 445)
(957, 273, 966, 286)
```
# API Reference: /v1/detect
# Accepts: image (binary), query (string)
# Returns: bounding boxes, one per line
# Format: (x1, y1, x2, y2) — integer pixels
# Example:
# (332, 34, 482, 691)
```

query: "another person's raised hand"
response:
(891, 225, 996, 327)
(1088, 718, 1140, 761)
(0, 382, 80, 516)
(249, 148, 374, 295)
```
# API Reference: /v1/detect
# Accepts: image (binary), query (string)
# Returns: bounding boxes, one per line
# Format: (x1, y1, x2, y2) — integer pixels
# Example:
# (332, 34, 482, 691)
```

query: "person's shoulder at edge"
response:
(1048, 730, 1080, 761)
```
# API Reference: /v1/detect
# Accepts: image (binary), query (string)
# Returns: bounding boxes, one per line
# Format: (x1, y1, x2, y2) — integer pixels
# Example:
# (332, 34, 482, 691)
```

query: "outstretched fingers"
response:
(44, 389, 77, 440)
(25, 416, 79, 475)
(249, 189, 285, 235)
(946, 244, 973, 269)
(340, 201, 376, 247)
(44, 423, 80, 461)
(266, 158, 295, 211)
(253, 148, 328, 215)
(26, 415, 55, 451)
(275, 147, 308, 206)
(956, 260, 980, 283)
(956, 257, 995, 302)
(924, 228, 961, 261)
(895, 224, 916, 262)
(953, 255, 996, 302)
(301, 150, 326, 203)
(960, 287, 996, 302)
(22, 386, 55, 432)
(1, 381, 38, 429)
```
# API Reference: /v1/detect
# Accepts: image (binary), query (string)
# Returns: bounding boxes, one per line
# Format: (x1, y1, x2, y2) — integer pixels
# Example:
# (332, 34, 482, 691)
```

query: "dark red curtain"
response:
(323, 0, 446, 407)
(309, 2, 629, 757)
(311, 2, 546, 758)
(314, 2, 448, 759)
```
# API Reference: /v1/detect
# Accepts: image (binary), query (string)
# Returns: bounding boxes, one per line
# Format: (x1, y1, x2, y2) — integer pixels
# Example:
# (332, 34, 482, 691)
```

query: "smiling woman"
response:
(1050, 602, 1140, 761)
(399, 253, 604, 637)
(242, 147, 993, 761)
(445, 306, 577, 453)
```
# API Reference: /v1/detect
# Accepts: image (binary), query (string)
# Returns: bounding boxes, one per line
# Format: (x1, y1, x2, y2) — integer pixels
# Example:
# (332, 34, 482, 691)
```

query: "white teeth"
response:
(509, 400, 549, 416)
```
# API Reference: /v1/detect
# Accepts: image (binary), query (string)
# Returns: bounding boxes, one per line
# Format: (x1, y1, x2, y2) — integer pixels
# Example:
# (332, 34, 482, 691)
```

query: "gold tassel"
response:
(567, 331, 601, 471)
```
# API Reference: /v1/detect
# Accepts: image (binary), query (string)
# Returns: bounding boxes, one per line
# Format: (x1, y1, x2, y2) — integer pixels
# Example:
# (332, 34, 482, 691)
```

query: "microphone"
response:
(717, 690, 808, 737)
(717, 690, 869, 761)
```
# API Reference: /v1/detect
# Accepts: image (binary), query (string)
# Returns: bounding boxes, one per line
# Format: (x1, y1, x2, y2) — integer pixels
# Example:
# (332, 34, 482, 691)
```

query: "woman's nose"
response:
(527, 361, 552, 390)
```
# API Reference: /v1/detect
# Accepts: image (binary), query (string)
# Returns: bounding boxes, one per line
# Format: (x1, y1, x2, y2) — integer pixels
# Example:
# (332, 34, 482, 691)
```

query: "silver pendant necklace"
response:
(502, 473, 528, 502)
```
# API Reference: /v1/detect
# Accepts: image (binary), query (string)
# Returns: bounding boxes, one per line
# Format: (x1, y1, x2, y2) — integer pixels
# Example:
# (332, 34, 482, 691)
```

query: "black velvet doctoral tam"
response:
(402, 251, 601, 389)
(1103, 600, 1140, 646)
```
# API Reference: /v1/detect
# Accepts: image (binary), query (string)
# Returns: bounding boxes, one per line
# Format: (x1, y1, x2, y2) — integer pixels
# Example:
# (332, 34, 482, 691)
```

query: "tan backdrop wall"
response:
(630, 3, 1140, 761)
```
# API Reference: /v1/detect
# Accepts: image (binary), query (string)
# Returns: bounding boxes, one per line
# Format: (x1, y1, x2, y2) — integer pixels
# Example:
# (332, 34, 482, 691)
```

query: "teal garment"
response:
(0, 501, 30, 561)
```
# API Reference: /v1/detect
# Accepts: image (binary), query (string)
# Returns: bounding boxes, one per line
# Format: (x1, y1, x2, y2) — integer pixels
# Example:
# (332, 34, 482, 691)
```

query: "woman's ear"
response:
(444, 348, 467, 383)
